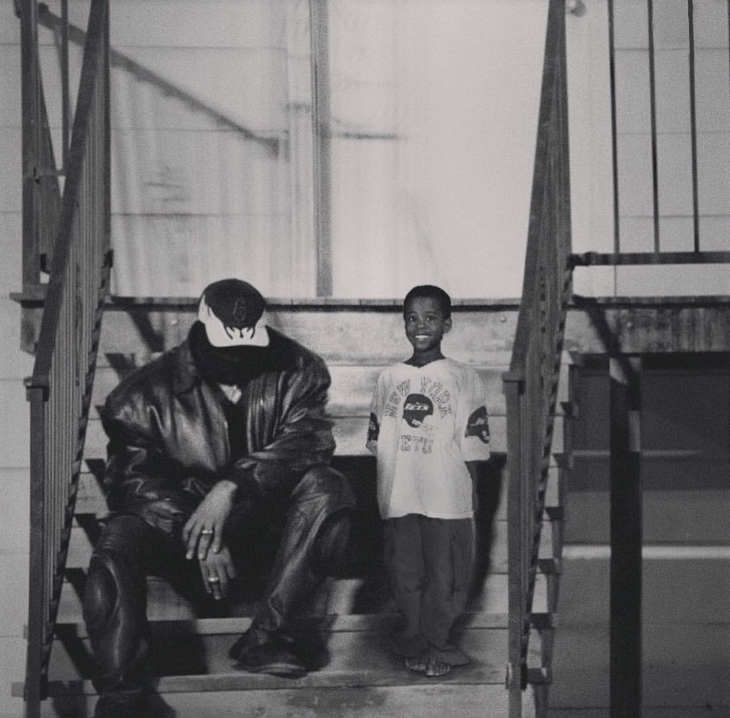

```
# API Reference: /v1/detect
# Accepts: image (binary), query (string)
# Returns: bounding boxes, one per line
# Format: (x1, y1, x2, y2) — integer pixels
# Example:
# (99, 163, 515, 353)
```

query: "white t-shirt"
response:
(366, 358, 491, 520)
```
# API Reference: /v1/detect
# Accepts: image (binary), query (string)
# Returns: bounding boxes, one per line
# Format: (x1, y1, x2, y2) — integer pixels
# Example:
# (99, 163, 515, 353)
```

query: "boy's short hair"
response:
(403, 285, 452, 319)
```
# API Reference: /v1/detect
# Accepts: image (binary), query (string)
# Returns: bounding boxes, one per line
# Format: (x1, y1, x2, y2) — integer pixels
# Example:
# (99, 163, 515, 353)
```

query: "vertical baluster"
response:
(688, 0, 700, 251)
(608, 0, 621, 255)
(647, 0, 661, 253)
(61, 0, 69, 170)
(727, 0, 730, 162)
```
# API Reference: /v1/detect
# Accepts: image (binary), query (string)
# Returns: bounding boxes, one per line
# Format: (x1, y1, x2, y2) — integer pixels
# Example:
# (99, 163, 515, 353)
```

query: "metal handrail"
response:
(503, 0, 572, 715)
(23, 1, 111, 715)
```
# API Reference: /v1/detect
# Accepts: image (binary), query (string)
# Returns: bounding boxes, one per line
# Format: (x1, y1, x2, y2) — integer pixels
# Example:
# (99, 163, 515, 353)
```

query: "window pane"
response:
(109, 0, 317, 297)
(327, 0, 545, 298)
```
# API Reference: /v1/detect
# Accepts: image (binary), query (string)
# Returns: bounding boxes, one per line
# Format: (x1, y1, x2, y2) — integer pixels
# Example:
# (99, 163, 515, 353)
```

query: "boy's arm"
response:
(366, 373, 384, 455)
(465, 460, 488, 513)
(461, 369, 491, 511)
(366, 412, 380, 455)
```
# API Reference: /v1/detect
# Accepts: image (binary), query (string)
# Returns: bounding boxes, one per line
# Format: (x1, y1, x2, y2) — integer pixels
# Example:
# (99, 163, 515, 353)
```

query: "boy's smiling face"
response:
(404, 296, 452, 360)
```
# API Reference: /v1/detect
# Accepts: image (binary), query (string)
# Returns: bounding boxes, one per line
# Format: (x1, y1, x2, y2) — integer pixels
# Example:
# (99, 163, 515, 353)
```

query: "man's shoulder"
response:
(267, 327, 326, 371)
(104, 344, 187, 413)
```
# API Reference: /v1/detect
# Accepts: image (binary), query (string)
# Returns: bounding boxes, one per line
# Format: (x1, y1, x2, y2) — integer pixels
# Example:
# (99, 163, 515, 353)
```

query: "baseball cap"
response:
(197, 279, 270, 348)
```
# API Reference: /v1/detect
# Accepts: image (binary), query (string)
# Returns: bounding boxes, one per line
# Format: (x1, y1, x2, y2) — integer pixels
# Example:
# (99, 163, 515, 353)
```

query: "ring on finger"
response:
(201, 528, 214, 535)
(207, 576, 221, 583)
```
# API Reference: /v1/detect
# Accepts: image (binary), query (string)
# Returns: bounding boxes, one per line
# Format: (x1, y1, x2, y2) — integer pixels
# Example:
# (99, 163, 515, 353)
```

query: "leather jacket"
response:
(100, 327, 338, 526)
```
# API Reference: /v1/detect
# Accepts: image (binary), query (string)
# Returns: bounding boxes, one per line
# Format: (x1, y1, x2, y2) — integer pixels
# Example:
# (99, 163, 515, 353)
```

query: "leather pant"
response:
(82, 465, 355, 698)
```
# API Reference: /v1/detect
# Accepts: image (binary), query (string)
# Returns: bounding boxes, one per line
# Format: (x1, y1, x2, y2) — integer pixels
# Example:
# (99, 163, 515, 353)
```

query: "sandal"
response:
(404, 655, 428, 673)
(425, 656, 451, 678)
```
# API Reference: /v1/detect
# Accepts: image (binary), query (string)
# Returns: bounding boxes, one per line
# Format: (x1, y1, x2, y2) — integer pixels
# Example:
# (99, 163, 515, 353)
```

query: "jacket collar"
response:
(171, 339, 203, 396)
(170, 326, 291, 396)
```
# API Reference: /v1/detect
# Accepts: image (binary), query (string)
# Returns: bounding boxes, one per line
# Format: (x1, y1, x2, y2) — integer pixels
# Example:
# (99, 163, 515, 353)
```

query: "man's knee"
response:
(83, 515, 147, 630)
(94, 514, 149, 556)
(294, 465, 356, 511)
(83, 556, 119, 633)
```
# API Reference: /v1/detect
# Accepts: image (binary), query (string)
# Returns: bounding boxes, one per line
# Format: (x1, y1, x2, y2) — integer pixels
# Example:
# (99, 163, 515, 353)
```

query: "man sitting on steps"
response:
(83, 278, 356, 718)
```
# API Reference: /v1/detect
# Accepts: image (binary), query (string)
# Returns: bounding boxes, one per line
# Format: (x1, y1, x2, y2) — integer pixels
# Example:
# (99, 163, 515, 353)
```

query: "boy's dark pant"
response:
(384, 513, 474, 664)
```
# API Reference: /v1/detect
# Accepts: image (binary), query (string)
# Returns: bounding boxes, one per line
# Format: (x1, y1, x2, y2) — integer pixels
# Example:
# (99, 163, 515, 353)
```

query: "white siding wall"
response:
(568, 0, 730, 296)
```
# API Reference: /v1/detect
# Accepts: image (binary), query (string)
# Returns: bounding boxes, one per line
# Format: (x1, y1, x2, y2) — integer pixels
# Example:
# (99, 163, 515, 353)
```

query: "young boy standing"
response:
(367, 285, 491, 677)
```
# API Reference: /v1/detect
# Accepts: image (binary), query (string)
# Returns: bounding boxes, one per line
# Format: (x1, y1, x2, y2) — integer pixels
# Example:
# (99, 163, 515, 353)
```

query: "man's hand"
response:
(198, 545, 236, 601)
(183, 479, 237, 561)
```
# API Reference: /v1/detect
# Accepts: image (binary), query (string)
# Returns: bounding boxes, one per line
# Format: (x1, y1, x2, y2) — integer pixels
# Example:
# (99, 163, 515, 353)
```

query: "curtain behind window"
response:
(110, 0, 317, 297)
(327, 0, 544, 298)
(109, 0, 544, 299)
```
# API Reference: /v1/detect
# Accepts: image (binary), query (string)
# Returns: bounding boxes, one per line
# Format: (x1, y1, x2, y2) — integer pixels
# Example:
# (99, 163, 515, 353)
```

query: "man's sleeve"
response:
(460, 369, 491, 462)
(225, 356, 337, 499)
(101, 403, 197, 524)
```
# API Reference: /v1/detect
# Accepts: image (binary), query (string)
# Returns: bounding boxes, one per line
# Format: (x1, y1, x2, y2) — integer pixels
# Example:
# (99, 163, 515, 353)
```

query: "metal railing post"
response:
(609, 355, 643, 718)
(24, 386, 47, 718)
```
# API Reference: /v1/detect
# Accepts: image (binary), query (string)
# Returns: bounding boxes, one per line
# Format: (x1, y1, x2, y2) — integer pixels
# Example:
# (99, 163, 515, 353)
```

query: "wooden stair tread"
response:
(82, 414, 511, 457)
(43, 684, 511, 718)
(65, 516, 554, 575)
(73, 466, 535, 523)
(54, 611, 510, 639)
(91, 363, 514, 418)
(54, 578, 544, 621)
(96, 308, 518, 368)
(45, 623, 509, 694)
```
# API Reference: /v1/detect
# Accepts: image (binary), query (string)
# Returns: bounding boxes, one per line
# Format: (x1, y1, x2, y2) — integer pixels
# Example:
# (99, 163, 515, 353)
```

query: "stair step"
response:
(558, 550, 730, 625)
(64, 516, 555, 576)
(74, 467, 516, 522)
(37, 611, 543, 717)
(550, 622, 730, 710)
(83, 413, 511, 457)
(47, 619, 509, 689)
(92, 362, 513, 419)
(74, 458, 565, 526)
(41, 683, 511, 718)
(96, 307, 518, 368)
(38, 613, 526, 717)
(56, 571, 551, 624)
(565, 488, 730, 544)
(55, 612, 510, 639)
